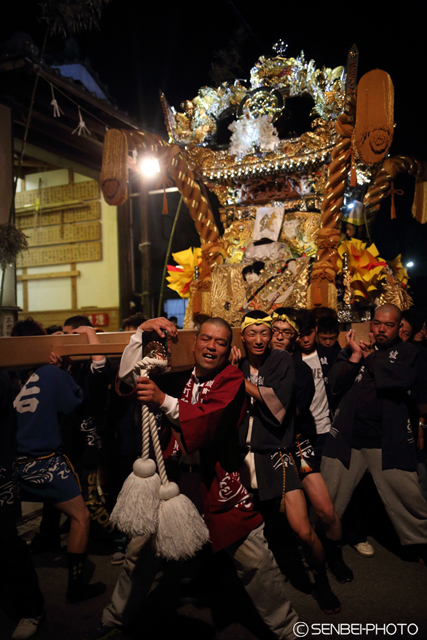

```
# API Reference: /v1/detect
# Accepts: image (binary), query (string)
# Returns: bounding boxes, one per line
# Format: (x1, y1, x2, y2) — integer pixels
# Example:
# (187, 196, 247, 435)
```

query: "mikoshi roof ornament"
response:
(100, 44, 427, 315)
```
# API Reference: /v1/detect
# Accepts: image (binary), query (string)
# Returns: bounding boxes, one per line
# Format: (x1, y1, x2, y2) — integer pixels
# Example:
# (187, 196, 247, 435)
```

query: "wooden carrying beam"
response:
(338, 322, 371, 348)
(0, 329, 244, 371)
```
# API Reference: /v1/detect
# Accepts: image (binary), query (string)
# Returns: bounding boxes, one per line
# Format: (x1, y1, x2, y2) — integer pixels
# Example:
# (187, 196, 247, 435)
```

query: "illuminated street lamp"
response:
(139, 156, 160, 177)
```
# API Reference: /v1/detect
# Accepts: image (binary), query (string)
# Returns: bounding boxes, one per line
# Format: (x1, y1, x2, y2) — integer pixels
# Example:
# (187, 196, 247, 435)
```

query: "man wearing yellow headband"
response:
(232, 310, 340, 615)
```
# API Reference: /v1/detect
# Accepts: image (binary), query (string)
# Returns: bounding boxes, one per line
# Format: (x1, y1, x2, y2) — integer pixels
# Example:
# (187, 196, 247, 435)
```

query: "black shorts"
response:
(270, 450, 303, 494)
(291, 435, 321, 477)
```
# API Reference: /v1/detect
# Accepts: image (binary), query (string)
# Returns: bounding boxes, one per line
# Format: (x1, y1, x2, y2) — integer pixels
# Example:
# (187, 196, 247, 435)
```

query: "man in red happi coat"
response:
(85, 316, 299, 640)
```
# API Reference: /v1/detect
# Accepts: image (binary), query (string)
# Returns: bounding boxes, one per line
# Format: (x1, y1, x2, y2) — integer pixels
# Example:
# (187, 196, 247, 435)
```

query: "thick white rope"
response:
(141, 404, 151, 461)
(149, 410, 169, 486)
(134, 356, 167, 467)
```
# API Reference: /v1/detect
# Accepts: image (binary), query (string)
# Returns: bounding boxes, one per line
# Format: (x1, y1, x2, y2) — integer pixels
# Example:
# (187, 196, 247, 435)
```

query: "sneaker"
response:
(327, 554, 354, 583)
(111, 550, 126, 566)
(12, 612, 45, 639)
(82, 622, 120, 640)
(354, 540, 374, 557)
(312, 571, 341, 614)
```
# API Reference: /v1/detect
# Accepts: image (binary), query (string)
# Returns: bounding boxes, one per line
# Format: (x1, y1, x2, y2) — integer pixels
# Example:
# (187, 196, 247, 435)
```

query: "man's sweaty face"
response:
(242, 324, 271, 357)
(371, 310, 399, 349)
(271, 321, 296, 351)
(193, 323, 230, 377)
(317, 331, 338, 348)
(399, 319, 413, 343)
(296, 328, 317, 355)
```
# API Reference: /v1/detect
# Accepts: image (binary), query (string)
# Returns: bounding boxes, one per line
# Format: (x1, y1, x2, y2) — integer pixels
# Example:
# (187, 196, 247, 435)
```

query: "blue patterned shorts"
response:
(18, 454, 81, 504)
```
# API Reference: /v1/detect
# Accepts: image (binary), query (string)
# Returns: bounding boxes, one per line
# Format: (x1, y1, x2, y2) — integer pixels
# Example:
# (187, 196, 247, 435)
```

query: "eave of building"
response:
(0, 56, 140, 173)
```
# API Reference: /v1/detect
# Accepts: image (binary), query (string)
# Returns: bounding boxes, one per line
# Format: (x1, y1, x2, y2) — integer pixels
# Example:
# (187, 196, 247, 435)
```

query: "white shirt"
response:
(302, 350, 331, 435)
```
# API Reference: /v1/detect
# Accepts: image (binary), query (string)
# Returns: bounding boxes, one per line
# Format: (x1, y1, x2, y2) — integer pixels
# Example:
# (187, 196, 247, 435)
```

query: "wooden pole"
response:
(139, 182, 153, 318)
(157, 195, 183, 316)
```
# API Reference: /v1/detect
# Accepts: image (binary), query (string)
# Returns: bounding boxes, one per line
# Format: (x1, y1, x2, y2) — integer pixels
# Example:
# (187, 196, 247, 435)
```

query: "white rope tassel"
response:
(149, 411, 209, 561)
(110, 359, 165, 537)
(110, 404, 160, 537)
(111, 352, 209, 556)
(50, 84, 64, 118)
(72, 107, 91, 136)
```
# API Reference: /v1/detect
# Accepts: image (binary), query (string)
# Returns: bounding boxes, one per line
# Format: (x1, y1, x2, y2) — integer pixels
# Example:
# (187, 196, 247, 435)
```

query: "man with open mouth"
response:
(85, 315, 300, 640)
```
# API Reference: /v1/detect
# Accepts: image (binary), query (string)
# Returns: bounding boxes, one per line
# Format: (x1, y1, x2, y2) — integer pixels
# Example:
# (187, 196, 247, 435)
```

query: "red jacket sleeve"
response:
(178, 365, 246, 454)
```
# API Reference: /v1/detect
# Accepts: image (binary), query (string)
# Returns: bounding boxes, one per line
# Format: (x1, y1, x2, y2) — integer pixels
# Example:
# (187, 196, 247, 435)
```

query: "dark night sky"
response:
(3, 0, 426, 157)
(2, 0, 427, 305)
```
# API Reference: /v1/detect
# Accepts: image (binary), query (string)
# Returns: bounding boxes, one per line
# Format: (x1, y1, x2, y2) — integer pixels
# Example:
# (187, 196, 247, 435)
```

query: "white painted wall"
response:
(78, 197, 119, 309)
(17, 169, 119, 312)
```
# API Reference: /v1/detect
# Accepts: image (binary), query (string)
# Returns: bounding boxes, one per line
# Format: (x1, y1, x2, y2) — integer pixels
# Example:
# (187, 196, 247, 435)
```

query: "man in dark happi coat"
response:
(322, 304, 427, 561)
(233, 310, 340, 615)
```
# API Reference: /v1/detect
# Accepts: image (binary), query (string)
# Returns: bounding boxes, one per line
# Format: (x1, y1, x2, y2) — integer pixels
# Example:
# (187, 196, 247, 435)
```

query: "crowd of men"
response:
(1, 304, 427, 640)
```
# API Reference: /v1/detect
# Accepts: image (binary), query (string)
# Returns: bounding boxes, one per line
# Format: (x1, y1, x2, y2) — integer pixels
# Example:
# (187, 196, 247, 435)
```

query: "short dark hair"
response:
(312, 306, 337, 321)
(317, 315, 339, 334)
(64, 315, 93, 329)
(401, 309, 424, 338)
(242, 310, 270, 321)
(122, 312, 147, 331)
(198, 317, 233, 345)
(295, 309, 316, 335)
(11, 316, 46, 337)
(45, 324, 63, 335)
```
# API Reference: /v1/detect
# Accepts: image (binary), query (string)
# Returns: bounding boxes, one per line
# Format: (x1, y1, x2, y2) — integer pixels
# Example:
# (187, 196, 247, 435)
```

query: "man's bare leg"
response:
(55, 494, 90, 553)
(55, 495, 105, 602)
(283, 489, 340, 614)
(302, 473, 341, 541)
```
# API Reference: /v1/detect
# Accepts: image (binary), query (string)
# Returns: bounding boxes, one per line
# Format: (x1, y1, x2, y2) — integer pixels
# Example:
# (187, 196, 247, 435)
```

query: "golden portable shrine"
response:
(100, 44, 427, 327)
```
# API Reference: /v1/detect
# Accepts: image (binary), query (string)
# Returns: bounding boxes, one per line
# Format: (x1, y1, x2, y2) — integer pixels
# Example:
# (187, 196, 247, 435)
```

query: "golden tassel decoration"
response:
(295, 436, 313, 475)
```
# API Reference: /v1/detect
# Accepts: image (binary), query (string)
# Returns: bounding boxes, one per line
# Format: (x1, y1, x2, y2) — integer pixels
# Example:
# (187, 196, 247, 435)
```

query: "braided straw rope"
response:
(318, 108, 354, 263)
(309, 101, 355, 307)
(100, 129, 129, 206)
(101, 129, 219, 244)
(363, 156, 427, 225)
(167, 150, 219, 243)
(354, 69, 394, 166)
